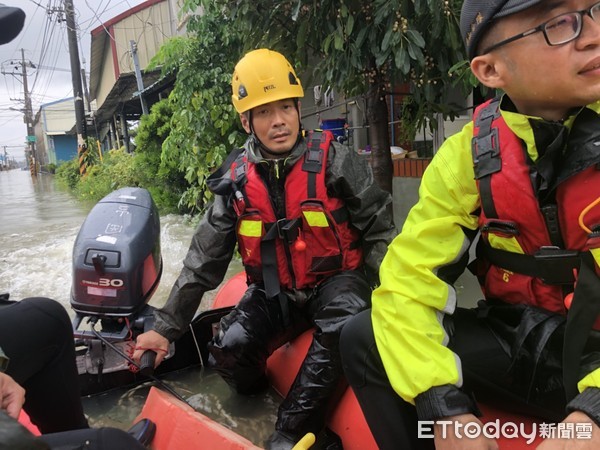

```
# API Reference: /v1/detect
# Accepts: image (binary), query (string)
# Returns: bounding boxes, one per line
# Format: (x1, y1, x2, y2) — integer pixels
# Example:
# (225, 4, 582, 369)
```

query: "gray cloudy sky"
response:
(0, 1, 145, 161)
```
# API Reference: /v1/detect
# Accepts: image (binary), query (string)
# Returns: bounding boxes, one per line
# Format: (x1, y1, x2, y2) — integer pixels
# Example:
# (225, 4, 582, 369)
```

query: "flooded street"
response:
(0, 169, 195, 307)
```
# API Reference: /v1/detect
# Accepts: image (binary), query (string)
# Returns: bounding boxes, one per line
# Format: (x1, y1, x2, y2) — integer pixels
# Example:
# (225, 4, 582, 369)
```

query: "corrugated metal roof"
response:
(89, 0, 168, 101)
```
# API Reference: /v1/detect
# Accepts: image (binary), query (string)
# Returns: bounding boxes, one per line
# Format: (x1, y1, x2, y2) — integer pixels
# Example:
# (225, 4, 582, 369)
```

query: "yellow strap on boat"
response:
(291, 432, 316, 450)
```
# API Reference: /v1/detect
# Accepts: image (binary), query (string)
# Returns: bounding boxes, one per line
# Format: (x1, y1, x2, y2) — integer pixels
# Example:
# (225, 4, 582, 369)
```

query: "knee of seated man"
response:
(23, 297, 71, 327)
(21, 297, 73, 346)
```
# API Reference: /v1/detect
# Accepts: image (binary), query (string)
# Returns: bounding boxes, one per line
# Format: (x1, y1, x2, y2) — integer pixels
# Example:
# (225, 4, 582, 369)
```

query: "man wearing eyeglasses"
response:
(340, 1, 600, 449)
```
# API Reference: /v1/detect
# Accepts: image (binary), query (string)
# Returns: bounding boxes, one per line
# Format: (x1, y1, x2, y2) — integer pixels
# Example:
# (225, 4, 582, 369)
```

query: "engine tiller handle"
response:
(139, 350, 157, 376)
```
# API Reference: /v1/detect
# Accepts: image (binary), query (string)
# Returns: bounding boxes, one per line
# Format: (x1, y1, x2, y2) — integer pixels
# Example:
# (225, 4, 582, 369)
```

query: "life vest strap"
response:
(541, 204, 566, 248)
(260, 222, 292, 327)
(479, 242, 580, 285)
(472, 99, 502, 219)
(304, 130, 331, 198)
(206, 147, 245, 197)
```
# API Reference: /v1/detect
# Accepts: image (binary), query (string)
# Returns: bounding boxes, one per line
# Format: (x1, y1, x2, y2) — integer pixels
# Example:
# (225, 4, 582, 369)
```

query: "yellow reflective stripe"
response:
(238, 219, 262, 237)
(591, 248, 600, 266)
(303, 210, 328, 227)
(488, 234, 524, 254)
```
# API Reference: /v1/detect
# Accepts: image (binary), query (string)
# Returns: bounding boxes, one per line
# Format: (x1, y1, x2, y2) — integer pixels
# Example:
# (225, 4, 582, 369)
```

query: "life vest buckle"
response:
(473, 128, 500, 160)
(275, 218, 302, 244)
(473, 127, 501, 179)
(533, 246, 580, 285)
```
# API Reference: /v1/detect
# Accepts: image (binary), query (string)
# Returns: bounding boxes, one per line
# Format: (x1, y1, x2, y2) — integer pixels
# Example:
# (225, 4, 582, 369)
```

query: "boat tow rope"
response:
(89, 320, 193, 408)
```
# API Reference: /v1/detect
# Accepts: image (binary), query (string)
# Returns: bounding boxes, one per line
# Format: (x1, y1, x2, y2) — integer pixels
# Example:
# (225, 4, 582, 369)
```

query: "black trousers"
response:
(0, 298, 146, 450)
(0, 297, 88, 434)
(340, 306, 568, 450)
(208, 270, 371, 439)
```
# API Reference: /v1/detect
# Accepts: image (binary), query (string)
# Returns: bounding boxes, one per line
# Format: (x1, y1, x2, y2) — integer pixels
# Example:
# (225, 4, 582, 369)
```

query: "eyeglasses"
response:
(481, 1, 600, 55)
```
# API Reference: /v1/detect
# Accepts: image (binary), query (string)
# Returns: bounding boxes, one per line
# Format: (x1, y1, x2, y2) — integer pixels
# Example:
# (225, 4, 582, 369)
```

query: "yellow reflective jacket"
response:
(373, 96, 600, 404)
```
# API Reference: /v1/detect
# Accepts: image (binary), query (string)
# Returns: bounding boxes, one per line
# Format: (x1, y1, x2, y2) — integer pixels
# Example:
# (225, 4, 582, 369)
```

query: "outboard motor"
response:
(71, 187, 168, 383)
(71, 187, 161, 316)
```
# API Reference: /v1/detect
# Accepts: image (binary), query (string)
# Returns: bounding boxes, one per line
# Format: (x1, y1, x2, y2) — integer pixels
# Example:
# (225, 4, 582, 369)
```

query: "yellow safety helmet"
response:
(231, 49, 304, 114)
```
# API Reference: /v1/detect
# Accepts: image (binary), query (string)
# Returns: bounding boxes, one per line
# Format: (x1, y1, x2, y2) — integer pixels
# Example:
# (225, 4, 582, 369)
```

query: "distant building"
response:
(34, 97, 77, 165)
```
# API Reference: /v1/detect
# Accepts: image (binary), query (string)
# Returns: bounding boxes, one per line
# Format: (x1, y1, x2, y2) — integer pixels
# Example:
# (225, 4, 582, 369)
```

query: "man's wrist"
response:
(566, 387, 600, 427)
(415, 385, 481, 421)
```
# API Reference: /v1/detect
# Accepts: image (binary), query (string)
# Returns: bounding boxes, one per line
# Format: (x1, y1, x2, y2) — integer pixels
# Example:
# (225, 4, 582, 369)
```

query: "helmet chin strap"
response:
(247, 111, 274, 155)
(248, 105, 303, 158)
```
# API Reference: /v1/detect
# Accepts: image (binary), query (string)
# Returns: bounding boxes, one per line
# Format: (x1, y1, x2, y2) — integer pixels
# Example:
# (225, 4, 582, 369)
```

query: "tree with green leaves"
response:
(182, 0, 470, 194)
(134, 99, 191, 213)
(148, 12, 246, 213)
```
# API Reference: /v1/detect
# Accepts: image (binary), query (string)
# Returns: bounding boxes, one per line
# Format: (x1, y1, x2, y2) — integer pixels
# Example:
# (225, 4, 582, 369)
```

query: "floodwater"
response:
(0, 169, 276, 446)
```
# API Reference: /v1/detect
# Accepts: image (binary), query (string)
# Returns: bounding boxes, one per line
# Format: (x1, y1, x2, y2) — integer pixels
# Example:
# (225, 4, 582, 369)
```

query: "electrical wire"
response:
(31, 4, 61, 97)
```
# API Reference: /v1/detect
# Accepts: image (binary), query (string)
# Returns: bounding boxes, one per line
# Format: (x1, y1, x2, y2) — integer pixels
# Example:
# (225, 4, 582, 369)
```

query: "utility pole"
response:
(21, 48, 37, 176)
(130, 40, 148, 115)
(64, 0, 88, 175)
(2, 53, 38, 171)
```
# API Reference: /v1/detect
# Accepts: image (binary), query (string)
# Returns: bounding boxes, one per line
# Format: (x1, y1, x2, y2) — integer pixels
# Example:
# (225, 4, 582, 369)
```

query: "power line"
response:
(27, 0, 48, 8)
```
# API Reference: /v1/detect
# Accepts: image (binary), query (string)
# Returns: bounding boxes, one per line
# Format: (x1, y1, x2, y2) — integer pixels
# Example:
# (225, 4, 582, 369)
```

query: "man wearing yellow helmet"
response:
(134, 48, 395, 449)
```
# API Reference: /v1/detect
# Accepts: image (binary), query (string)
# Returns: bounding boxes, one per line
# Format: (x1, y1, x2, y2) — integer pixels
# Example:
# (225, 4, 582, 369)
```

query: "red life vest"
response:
(472, 99, 600, 315)
(229, 131, 363, 291)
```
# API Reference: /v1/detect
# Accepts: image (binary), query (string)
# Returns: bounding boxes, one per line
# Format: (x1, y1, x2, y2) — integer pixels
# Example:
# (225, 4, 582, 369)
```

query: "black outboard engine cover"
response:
(71, 187, 162, 316)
